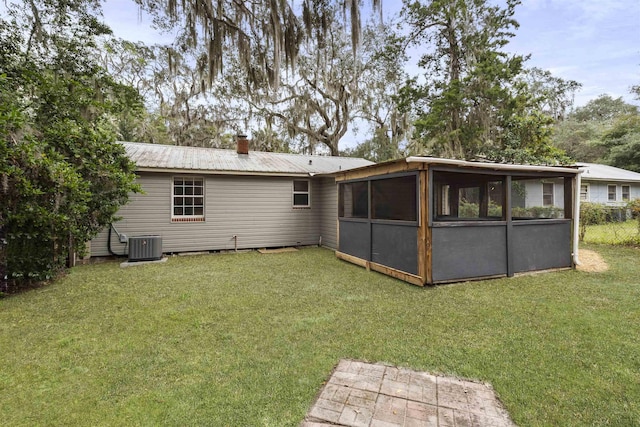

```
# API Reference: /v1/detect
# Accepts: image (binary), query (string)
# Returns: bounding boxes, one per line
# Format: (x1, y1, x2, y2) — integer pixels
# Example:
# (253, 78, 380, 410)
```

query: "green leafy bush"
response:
(579, 202, 610, 242)
(512, 206, 564, 219)
(458, 201, 503, 218)
(459, 201, 479, 218)
(0, 8, 141, 292)
(628, 198, 640, 234)
(580, 202, 609, 225)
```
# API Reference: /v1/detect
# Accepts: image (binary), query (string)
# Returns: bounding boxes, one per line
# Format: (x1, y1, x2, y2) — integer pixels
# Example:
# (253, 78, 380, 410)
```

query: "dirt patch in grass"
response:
(258, 247, 298, 254)
(577, 249, 609, 273)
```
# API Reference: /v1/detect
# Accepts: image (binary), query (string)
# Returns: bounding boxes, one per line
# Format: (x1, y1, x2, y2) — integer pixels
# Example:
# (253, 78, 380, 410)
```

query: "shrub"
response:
(459, 201, 479, 218)
(458, 201, 504, 218)
(579, 202, 609, 242)
(512, 206, 564, 219)
(628, 198, 640, 233)
(0, 14, 141, 293)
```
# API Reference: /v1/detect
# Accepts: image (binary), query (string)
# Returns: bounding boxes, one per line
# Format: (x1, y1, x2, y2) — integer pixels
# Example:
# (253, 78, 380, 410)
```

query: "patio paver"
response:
(301, 360, 516, 427)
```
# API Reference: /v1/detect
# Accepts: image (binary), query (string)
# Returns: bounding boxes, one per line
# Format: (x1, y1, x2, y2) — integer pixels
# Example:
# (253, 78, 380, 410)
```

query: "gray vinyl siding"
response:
(523, 179, 564, 208)
(627, 183, 639, 200)
(583, 181, 640, 205)
(318, 177, 339, 249)
(91, 172, 325, 257)
(585, 182, 612, 204)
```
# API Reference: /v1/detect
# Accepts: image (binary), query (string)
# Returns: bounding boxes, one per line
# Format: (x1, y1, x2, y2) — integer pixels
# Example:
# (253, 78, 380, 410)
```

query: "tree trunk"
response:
(446, 16, 463, 158)
(0, 173, 7, 293)
(67, 234, 76, 268)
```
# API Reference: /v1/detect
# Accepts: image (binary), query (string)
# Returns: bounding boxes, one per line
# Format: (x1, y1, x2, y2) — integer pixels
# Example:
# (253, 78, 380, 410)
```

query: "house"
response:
(576, 162, 640, 205)
(91, 141, 585, 287)
(521, 162, 640, 222)
(333, 157, 582, 285)
(89, 138, 373, 258)
(497, 163, 640, 223)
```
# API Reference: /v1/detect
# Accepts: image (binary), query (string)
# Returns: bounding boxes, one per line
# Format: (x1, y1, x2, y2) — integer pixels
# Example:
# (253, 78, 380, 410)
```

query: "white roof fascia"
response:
(135, 167, 315, 178)
(579, 176, 638, 182)
(406, 157, 582, 175)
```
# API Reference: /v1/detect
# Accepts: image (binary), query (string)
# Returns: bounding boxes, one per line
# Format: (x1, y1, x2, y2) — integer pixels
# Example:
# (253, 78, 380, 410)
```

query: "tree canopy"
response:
(552, 94, 640, 172)
(135, 0, 381, 90)
(234, 8, 405, 156)
(0, 0, 141, 291)
(397, 0, 570, 164)
(100, 2, 403, 156)
(97, 0, 585, 161)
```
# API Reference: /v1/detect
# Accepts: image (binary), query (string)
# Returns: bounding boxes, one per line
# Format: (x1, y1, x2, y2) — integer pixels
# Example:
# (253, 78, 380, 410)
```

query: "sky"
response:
(506, 0, 640, 106)
(102, 0, 640, 109)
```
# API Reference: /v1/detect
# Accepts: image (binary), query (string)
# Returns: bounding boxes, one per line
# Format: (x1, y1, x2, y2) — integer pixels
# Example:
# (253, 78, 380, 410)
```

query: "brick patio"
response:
(301, 359, 516, 427)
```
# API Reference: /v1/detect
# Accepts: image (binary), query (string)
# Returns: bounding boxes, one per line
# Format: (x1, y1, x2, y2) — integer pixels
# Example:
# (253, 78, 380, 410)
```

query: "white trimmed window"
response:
(622, 185, 630, 201)
(172, 177, 205, 221)
(542, 183, 554, 206)
(608, 184, 617, 202)
(293, 180, 310, 207)
(580, 184, 589, 201)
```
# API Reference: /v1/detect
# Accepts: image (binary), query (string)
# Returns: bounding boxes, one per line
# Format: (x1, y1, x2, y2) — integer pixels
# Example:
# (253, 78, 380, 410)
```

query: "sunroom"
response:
(333, 157, 582, 286)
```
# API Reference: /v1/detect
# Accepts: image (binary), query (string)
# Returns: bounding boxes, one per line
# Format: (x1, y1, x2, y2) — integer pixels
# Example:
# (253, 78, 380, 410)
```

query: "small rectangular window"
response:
(622, 185, 630, 201)
(293, 180, 310, 207)
(542, 183, 554, 206)
(580, 184, 589, 201)
(339, 181, 368, 218)
(172, 177, 204, 221)
(608, 185, 617, 201)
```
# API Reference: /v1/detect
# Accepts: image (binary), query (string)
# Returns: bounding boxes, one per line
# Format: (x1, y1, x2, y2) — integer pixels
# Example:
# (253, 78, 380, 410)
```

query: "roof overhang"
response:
(406, 157, 583, 174)
(134, 167, 316, 178)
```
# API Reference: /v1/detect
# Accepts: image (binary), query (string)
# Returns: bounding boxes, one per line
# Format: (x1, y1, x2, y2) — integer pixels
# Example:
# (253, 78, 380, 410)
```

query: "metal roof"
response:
(577, 162, 640, 182)
(120, 142, 373, 176)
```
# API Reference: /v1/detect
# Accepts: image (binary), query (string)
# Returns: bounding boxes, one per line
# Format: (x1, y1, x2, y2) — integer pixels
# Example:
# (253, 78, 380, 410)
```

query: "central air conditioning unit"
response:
(128, 235, 163, 262)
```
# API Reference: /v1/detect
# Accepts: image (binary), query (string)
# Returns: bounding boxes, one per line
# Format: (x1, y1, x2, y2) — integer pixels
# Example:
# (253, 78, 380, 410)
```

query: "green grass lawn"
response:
(584, 219, 640, 245)
(1, 246, 639, 426)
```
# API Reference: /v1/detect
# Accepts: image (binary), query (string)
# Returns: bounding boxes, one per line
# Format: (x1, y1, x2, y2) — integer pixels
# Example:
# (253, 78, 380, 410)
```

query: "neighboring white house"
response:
(520, 178, 566, 209)
(577, 163, 640, 206)
(513, 163, 640, 218)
